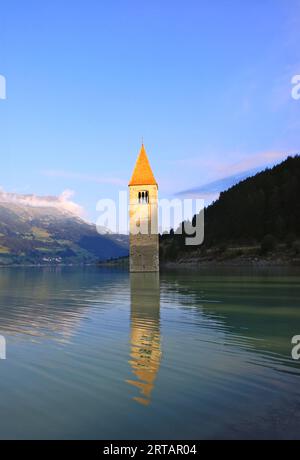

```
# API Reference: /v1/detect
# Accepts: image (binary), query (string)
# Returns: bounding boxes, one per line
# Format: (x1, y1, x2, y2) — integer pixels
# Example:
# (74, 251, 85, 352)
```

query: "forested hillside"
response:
(160, 155, 300, 264)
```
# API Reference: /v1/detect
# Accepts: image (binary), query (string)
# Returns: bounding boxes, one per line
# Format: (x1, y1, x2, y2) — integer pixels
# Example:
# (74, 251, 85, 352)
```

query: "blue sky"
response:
(0, 0, 300, 221)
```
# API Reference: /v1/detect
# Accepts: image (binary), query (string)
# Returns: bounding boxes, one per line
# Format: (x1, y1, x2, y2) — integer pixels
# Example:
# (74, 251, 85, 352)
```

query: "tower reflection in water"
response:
(127, 273, 161, 406)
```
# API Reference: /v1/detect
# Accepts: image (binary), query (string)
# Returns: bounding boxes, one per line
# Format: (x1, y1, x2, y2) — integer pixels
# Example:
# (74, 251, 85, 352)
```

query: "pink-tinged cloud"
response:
(174, 150, 290, 180)
(214, 151, 289, 177)
(176, 151, 296, 202)
(0, 187, 84, 217)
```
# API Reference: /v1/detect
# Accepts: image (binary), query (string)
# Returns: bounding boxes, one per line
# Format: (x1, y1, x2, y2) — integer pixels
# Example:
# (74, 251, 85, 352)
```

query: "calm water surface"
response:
(0, 267, 299, 439)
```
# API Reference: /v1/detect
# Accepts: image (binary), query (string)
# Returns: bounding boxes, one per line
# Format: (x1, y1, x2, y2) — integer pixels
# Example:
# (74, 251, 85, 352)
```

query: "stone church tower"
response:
(129, 144, 159, 272)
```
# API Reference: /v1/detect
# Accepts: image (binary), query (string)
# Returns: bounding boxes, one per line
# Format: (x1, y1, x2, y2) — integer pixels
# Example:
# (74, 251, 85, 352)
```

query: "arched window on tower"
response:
(138, 191, 149, 204)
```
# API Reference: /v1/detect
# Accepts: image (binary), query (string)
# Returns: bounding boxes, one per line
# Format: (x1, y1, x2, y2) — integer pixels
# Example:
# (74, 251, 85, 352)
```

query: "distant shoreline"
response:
(161, 258, 300, 268)
(98, 254, 300, 269)
(0, 255, 299, 269)
(161, 253, 300, 268)
(0, 263, 97, 268)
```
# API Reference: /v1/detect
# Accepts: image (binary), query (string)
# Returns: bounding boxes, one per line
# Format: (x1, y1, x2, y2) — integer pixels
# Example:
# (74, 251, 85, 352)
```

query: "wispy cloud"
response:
(176, 151, 293, 200)
(175, 150, 289, 178)
(212, 151, 289, 177)
(177, 167, 259, 198)
(0, 187, 84, 217)
(41, 169, 126, 186)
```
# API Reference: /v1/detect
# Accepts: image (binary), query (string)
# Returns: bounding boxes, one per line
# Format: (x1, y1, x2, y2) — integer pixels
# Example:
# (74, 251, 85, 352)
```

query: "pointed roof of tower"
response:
(129, 144, 157, 186)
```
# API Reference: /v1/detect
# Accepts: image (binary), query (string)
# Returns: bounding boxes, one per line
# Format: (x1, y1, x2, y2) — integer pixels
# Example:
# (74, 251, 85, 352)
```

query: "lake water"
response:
(0, 266, 299, 439)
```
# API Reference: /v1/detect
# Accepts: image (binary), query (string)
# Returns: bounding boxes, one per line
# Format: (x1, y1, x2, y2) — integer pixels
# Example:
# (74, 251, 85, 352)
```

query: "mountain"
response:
(160, 155, 300, 264)
(0, 203, 128, 265)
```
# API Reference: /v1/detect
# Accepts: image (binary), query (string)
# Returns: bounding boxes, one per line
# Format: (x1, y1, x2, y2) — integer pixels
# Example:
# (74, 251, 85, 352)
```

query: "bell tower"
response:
(128, 144, 159, 272)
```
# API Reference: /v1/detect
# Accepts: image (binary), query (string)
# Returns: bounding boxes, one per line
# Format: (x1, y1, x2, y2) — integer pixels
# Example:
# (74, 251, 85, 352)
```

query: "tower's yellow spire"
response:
(129, 144, 157, 186)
